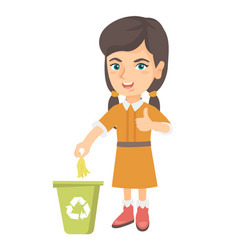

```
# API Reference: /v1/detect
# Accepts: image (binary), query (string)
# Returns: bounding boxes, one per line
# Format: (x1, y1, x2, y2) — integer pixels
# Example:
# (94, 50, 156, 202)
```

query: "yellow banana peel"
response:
(77, 158, 90, 178)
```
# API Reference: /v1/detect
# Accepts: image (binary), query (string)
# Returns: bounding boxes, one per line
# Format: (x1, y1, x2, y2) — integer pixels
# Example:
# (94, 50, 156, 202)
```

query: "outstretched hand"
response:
(135, 108, 152, 132)
(74, 141, 90, 158)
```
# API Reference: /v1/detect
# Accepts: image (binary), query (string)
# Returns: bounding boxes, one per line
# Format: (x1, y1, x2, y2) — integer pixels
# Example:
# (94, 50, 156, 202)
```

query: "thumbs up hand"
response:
(136, 108, 152, 132)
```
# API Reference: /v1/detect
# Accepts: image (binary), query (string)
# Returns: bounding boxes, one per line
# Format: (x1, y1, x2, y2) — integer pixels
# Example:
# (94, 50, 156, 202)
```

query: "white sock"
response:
(122, 199, 134, 207)
(137, 199, 149, 208)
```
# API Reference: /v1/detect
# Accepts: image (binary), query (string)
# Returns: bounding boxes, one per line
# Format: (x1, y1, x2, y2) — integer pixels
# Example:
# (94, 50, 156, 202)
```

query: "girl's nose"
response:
(120, 67, 129, 80)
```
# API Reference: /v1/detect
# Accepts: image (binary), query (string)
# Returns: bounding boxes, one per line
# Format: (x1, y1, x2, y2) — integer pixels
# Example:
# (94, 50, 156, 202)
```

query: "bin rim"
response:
(53, 181, 104, 188)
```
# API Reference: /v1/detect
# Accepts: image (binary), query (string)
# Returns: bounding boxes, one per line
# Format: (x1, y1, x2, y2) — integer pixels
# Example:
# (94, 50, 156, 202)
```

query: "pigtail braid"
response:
(149, 95, 160, 111)
(108, 96, 119, 110)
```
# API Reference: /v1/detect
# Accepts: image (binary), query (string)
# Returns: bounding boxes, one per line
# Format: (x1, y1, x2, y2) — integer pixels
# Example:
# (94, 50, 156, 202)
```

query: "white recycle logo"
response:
(66, 197, 90, 220)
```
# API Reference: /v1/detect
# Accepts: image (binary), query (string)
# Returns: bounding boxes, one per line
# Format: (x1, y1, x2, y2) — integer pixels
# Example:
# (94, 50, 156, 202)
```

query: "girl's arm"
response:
(136, 107, 171, 133)
(150, 122, 171, 133)
(74, 126, 104, 158)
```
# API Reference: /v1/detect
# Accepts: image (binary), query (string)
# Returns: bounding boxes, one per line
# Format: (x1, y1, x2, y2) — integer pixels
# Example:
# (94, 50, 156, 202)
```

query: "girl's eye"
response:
(110, 63, 120, 70)
(135, 63, 148, 70)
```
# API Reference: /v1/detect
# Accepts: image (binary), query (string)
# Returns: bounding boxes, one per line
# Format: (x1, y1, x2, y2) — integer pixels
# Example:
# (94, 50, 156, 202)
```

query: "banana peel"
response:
(77, 158, 90, 178)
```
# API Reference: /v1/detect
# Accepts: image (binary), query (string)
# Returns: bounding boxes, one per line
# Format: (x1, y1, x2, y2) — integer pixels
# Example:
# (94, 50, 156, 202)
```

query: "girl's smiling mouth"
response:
(122, 82, 134, 89)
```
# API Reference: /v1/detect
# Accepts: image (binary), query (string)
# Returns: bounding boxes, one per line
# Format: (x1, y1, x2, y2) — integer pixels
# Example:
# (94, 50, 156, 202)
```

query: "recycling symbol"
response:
(66, 197, 90, 220)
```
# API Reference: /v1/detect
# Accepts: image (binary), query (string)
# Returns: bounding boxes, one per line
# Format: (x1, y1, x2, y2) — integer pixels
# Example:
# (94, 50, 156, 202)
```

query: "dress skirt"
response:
(112, 146, 158, 189)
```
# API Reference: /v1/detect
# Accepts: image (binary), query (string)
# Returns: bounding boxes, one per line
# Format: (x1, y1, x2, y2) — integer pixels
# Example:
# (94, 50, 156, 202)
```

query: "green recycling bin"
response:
(53, 181, 103, 234)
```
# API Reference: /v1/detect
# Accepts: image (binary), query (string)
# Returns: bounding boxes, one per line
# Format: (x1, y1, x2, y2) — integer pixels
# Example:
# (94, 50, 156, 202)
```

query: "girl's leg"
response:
(138, 188, 146, 201)
(136, 188, 149, 231)
(112, 188, 134, 228)
(124, 188, 131, 200)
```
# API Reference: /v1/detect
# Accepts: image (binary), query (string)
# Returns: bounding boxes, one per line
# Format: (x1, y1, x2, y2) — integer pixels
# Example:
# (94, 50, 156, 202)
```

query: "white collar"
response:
(123, 98, 144, 111)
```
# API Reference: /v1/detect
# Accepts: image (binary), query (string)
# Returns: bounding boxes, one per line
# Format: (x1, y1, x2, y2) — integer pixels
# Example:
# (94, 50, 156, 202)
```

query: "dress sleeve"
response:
(92, 105, 119, 137)
(148, 105, 170, 123)
(148, 105, 172, 134)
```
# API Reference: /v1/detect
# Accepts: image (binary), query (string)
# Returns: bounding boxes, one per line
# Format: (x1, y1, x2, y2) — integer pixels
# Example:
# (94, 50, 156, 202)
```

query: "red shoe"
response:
(112, 205, 134, 228)
(136, 206, 149, 231)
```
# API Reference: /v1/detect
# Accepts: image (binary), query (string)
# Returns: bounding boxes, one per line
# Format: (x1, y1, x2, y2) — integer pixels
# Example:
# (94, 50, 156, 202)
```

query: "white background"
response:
(0, 0, 238, 249)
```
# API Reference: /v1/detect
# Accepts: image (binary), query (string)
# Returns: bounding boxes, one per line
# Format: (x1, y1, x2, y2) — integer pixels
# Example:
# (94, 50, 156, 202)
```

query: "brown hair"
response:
(99, 16, 169, 111)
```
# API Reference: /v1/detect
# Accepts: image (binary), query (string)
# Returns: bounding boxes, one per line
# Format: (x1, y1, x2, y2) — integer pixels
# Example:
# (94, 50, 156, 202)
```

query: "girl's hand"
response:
(74, 141, 90, 158)
(74, 125, 104, 158)
(136, 108, 152, 132)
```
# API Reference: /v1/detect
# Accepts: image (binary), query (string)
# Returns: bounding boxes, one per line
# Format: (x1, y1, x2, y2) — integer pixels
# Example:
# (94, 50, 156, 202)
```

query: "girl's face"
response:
(106, 40, 165, 97)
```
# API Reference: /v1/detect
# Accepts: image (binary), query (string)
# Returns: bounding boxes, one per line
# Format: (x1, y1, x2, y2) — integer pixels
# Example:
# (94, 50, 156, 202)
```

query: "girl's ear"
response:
(154, 61, 165, 79)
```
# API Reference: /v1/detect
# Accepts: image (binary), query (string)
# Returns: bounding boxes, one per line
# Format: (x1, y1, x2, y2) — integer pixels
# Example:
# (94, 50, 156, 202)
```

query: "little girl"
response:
(74, 16, 171, 231)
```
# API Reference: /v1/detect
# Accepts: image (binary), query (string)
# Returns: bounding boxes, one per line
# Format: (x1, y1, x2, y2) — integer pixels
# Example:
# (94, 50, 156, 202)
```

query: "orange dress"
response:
(98, 101, 170, 189)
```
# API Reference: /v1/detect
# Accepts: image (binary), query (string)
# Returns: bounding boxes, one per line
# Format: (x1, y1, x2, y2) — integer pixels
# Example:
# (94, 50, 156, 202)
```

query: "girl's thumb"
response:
(143, 108, 149, 118)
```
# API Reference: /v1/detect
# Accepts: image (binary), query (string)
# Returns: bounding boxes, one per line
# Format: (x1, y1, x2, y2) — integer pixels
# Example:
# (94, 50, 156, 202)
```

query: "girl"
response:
(74, 16, 171, 231)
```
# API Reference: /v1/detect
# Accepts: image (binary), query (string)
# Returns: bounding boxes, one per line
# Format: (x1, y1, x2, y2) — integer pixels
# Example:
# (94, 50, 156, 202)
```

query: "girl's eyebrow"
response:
(134, 58, 150, 63)
(109, 57, 122, 62)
